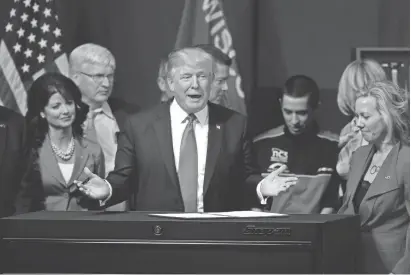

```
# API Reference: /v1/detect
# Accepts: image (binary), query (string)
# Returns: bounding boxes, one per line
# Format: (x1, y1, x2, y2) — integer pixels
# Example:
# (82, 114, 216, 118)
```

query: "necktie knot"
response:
(184, 113, 197, 125)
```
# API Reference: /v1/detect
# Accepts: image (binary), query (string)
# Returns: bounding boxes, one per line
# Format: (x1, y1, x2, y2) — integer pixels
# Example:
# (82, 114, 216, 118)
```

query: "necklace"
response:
(370, 164, 381, 175)
(50, 137, 75, 160)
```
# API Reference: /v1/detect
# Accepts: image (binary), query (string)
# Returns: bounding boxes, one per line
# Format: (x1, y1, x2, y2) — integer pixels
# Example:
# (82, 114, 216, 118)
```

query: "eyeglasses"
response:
(78, 71, 114, 84)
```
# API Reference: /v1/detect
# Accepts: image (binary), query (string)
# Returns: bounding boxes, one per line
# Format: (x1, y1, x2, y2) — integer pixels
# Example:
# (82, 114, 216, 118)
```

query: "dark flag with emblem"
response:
(0, 0, 68, 114)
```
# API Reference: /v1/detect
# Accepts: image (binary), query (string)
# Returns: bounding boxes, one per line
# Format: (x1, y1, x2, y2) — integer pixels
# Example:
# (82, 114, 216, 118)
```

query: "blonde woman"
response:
(336, 59, 387, 182)
(338, 81, 409, 274)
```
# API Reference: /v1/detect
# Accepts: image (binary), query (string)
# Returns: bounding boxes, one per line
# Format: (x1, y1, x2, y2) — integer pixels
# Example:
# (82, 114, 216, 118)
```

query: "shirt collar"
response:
(284, 120, 319, 140)
(90, 102, 115, 120)
(170, 99, 209, 126)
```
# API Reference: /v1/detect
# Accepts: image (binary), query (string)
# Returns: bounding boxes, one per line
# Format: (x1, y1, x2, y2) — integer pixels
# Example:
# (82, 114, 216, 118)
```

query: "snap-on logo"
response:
(243, 225, 291, 236)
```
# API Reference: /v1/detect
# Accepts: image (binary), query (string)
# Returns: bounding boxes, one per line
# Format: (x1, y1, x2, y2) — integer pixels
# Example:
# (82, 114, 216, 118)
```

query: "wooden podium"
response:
(0, 211, 360, 274)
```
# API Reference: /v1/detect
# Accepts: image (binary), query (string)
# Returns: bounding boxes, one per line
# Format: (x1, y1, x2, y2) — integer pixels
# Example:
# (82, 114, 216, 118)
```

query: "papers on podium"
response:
(149, 211, 287, 219)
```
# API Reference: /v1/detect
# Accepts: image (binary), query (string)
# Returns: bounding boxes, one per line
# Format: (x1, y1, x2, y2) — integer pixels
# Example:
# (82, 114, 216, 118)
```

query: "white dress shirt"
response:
(86, 102, 127, 210)
(170, 100, 209, 212)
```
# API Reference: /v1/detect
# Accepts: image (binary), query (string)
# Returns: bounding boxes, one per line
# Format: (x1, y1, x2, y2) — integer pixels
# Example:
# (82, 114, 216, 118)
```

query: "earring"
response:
(40, 113, 45, 119)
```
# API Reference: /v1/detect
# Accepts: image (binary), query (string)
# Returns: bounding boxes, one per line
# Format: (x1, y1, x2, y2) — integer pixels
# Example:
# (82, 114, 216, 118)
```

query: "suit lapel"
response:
(363, 143, 400, 200)
(67, 139, 89, 187)
(39, 136, 66, 186)
(359, 144, 399, 226)
(344, 145, 375, 213)
(203, 104, 223, 195)
(153, 104, 179, 188)
(359, 143, 400, 226)
(0, 123, 7, 169)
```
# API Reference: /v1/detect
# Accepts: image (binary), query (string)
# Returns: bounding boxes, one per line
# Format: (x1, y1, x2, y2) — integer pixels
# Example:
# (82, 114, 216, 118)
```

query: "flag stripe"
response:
(0, 67, 20, 112)
(33, 68, 46, 81)
(0, 40, 27, 114)
(55, 53, 69, 77)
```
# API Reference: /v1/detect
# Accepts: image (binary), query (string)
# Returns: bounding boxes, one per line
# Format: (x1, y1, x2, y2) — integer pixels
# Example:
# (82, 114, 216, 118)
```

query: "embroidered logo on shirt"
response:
(270, 148, 288, 163)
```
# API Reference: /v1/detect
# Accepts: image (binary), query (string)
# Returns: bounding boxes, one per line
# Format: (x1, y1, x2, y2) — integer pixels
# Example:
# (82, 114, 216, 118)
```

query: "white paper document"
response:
(149, 211, 287, 219)
(212, 211, 287, 218)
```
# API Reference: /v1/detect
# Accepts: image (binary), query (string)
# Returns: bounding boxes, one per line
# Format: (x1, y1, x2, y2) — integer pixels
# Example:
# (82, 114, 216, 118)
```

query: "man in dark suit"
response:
(0, 106, 27, 217)
(76, 47, 296, 212)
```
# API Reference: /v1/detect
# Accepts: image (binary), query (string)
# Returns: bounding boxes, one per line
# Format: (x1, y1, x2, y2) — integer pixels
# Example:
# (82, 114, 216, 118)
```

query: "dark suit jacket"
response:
(0, 106, 27, 218)
(105, 101, 253, 211)
(16, 137, 105, 212)
(107, 97, 140, 209)
(338, 143, 409, 274)
(108, 97, 140, 133)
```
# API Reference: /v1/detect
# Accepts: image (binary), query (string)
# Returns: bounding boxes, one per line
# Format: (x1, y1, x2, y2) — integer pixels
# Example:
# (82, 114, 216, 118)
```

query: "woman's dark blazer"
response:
(338, 143, 409, 274)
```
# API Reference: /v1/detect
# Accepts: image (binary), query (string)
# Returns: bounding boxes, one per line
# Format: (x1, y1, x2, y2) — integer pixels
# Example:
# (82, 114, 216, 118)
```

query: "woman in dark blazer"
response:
(16, 73, 104, 212)
(338, 81, 409, 274)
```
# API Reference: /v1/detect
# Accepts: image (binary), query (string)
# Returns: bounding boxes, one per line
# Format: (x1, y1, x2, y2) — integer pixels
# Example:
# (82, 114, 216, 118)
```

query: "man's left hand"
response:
(259, 165, 298, 197)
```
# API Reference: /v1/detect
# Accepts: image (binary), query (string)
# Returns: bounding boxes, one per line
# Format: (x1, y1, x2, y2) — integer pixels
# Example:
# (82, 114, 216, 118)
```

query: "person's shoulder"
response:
(0, 106, 24, 123)
(126, 102, 168, 125)
(209, 102, 245, 119)
(108, 97, 140, 115)
(253, 125, 285, 143)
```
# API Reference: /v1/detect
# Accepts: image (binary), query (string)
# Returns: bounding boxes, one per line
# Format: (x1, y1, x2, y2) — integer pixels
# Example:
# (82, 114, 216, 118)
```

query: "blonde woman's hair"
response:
(337, 59, 387, 116)
(357, 80, 410, 145)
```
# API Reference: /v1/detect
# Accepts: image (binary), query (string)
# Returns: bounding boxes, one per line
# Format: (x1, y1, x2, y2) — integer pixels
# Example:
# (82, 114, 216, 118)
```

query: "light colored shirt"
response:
(86, 102, 119, 177)
(86, 102, 126, 211)
(58, 163, 74, 184)
(170, 100, 209, 212)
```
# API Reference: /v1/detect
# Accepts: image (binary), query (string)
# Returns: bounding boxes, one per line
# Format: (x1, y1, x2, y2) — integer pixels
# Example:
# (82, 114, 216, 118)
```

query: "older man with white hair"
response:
(69, 43, 139, 211)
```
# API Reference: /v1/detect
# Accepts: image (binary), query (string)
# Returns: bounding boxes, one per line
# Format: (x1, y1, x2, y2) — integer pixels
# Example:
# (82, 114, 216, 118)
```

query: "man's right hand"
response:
(74, 167, 110, 200)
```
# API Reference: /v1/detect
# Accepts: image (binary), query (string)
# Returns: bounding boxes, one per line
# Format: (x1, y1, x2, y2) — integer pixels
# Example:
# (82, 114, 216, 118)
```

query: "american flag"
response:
(0, 0, 68, 115)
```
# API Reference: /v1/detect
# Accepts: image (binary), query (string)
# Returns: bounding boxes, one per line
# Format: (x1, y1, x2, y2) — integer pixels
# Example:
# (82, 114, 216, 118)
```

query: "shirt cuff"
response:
(256, 182, 268, 205)
(99, 180, 113, 206)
